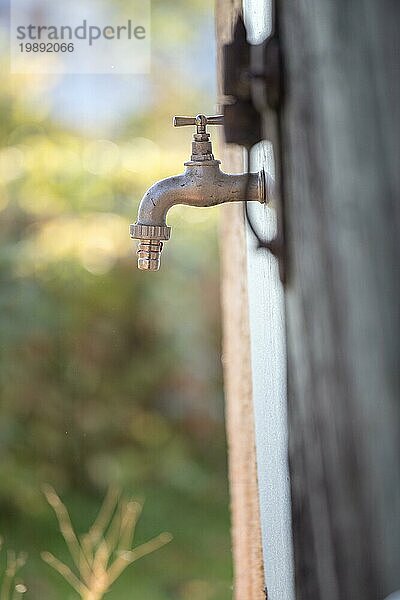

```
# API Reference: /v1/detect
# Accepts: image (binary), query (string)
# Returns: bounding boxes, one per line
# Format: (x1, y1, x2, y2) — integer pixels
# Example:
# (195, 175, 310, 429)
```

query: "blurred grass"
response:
(0, 1, 232, 597)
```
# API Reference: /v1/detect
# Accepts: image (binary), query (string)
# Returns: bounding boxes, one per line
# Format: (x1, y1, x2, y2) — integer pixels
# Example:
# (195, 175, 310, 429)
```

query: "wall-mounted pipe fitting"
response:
(130, 114, 274, 271)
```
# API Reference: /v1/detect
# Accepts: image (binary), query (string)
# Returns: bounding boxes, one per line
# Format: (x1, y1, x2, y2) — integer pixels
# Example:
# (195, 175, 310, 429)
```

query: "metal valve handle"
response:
(173, 114, 223, 135)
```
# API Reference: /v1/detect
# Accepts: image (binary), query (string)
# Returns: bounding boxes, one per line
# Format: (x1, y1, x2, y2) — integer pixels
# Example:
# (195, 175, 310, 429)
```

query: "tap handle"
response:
(173, 114, 223, 135)
(204, 115, 224, 126)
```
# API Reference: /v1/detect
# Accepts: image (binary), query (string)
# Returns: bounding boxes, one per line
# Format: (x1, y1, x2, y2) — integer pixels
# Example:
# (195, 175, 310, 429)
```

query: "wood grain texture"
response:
(216, 2, 265, 598)
(279, 0, 400, 598)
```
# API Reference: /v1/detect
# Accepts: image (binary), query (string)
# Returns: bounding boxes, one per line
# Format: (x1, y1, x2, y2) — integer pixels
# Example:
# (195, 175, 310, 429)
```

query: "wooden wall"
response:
(280, 0, 400, 597)
(217, 0, 400, 598)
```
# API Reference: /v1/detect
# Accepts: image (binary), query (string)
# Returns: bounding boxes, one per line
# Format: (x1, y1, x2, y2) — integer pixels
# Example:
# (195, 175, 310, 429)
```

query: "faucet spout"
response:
(136, 164, 265, 225)
(130, 162, 272, 271)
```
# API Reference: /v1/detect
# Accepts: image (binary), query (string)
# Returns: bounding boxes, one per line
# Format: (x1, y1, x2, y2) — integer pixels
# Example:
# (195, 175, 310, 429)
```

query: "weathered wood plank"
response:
(216, 1, 265, 598)
(280, 0, 400, 597)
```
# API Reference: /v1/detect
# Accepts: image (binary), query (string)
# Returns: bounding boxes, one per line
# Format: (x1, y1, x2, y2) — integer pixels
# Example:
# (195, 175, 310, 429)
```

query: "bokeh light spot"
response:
(121, 137, 160, 173)
(0, 146, 25, 182)
(83, 139, 120, 175)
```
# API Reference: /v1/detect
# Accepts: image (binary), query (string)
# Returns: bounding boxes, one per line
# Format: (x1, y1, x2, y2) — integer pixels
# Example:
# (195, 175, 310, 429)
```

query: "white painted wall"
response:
(243, 3, 295, 599)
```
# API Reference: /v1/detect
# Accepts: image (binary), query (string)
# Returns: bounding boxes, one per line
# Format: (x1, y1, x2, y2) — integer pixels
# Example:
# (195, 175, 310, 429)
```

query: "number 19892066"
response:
(19, 42, 75, 52)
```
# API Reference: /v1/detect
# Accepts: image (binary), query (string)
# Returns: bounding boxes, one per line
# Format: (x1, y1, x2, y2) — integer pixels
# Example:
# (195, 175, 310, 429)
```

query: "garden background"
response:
(0, 1, 232, 597)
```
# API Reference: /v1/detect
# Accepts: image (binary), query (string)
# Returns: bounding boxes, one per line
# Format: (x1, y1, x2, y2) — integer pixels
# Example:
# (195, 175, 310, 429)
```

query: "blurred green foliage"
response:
(0, 1, 232, 598)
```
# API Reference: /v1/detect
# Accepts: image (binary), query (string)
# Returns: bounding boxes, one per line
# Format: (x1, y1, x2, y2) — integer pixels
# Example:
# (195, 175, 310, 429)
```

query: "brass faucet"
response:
(130, 114, 274, 270)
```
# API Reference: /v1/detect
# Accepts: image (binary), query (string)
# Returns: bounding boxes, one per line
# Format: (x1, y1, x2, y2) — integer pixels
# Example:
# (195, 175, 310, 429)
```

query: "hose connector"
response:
(137, 240, 163, 271)
(130, 223, 171, 271)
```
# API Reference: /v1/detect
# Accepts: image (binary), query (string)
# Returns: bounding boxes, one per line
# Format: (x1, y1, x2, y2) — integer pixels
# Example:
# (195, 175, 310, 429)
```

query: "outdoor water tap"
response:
(130, 114, 273, 271)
